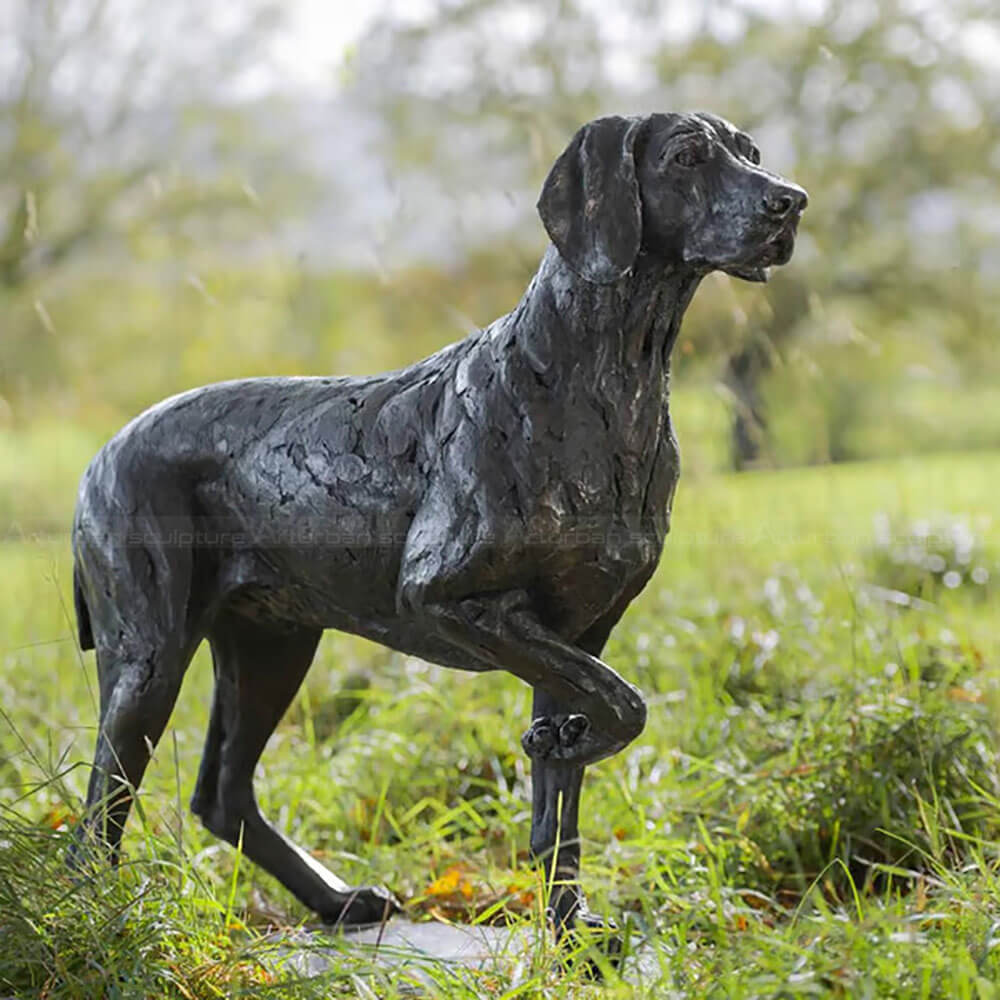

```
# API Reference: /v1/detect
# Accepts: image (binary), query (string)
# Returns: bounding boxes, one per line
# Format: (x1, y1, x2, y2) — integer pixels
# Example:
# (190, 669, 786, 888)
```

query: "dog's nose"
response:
(763, 184, 808, 218)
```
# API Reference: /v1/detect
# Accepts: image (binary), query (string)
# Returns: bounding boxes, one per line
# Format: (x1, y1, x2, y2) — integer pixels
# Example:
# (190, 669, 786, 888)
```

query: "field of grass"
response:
(1, 445, 998, 997)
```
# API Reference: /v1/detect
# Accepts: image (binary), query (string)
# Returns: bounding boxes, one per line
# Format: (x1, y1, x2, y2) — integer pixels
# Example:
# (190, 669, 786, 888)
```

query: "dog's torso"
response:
(74, 253, 688, 652)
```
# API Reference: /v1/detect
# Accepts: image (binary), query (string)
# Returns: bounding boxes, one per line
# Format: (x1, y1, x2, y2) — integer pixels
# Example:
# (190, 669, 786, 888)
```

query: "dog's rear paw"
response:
(321, 885, 400, 927)
(522, 714, 591, 759)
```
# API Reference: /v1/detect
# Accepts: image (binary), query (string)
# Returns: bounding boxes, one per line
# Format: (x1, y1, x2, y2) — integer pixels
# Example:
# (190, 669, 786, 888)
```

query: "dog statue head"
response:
(538, 112, 808, 285)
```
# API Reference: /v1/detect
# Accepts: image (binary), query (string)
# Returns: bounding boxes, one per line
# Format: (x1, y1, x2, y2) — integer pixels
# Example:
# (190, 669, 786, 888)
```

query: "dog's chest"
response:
(523, 351, 679, 518)
(500, 373, 680, 626)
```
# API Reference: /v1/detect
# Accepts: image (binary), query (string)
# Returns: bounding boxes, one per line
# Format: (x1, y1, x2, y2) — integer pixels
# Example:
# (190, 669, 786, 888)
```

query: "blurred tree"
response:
(0, 0, 288, 291)
(666, 0, 1000, 465)
(353, 0, 1000, 467)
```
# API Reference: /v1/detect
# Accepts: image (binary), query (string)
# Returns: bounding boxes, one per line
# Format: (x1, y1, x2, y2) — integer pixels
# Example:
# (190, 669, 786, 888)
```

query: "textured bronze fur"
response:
(71, 112, 806, 938)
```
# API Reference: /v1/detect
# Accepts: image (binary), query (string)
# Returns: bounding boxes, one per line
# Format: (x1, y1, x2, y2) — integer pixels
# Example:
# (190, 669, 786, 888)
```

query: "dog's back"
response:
(71, 346, 473, 650)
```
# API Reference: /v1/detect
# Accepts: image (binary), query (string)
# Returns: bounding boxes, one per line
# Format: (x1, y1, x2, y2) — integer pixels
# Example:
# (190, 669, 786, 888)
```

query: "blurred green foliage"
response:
(352, 0, 1000, 467)
(1, 0, 998, 475)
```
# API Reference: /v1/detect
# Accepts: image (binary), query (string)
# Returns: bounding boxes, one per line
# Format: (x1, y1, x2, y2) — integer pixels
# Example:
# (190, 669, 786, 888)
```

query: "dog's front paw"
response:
(521, 713, 591, 760)
(549, 892, 624, 977)
(559, 911, 624, 979)
(522, 717, 558, 756)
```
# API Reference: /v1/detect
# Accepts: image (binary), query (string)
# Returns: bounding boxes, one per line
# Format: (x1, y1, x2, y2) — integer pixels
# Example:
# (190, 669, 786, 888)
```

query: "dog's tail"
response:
(73, 564, 95, 652)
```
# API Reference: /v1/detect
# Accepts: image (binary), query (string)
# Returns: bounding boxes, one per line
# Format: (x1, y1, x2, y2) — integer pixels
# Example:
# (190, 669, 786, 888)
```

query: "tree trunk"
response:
(724, 341, 771, 471)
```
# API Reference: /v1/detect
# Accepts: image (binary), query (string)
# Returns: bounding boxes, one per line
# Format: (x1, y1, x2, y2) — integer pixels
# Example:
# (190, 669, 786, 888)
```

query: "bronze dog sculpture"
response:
(71, 112, 806, 940)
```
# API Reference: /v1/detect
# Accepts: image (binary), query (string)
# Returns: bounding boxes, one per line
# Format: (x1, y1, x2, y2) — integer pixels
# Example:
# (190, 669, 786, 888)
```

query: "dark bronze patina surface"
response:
(70, 112, 806, 941)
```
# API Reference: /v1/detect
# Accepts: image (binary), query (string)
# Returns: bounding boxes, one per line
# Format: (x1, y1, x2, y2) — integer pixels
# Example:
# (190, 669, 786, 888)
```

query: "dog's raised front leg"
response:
(401, 587, 647, 768)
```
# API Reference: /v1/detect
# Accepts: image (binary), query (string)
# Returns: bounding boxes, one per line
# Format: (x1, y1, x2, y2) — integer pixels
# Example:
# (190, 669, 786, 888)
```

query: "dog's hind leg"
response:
(70, 548, 202, 866)
(191, 610, 399, 927)
(72, 642, 195, 864)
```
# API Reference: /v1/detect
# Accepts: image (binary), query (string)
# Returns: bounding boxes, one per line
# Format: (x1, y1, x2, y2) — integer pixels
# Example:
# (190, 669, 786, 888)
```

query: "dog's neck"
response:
(504, 245, 702, 394)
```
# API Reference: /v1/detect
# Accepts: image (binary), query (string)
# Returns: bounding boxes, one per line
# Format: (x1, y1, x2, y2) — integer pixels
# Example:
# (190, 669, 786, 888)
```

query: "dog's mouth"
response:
(723, 222, 799, 284)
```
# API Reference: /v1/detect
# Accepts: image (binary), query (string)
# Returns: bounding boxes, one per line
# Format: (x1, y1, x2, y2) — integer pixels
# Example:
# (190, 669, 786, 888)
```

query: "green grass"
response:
(1, 447, 998, 997)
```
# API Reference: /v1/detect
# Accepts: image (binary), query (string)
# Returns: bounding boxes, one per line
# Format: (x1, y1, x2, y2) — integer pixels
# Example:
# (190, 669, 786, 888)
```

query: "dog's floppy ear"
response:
(537, 115, 644, 285)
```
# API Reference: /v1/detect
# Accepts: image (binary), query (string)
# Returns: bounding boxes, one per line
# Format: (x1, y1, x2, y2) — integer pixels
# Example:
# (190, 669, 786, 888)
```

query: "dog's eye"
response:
(672, 142, 708, 168)
(736, 136, 761, 165)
